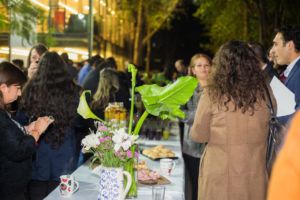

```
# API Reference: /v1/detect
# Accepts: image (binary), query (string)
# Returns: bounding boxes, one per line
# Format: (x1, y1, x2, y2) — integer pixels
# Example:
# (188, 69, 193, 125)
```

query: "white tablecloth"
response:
(44, 134, 184, 200)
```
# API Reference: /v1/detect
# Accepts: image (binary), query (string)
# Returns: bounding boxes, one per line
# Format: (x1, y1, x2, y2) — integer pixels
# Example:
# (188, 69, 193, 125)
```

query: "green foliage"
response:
(194, 0, 258, 51)
(133, 76, 197, 135)
(150, 72, 171, 86)
(77, 90, 104, 122)
(77, 64, 197, 137)
(39, 27, 57, 47)
(136, 76, 197, 119)
(0, 0, 44, 43)
(193, 0, 300, 52)
(144, 0, 179, 31)
(127, 64, 138, 134)
(121, 0, 180, 66)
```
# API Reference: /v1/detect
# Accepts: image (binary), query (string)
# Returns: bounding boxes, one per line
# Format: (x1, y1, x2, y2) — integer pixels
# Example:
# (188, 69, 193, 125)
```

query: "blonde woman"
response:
(91, 68, 130, 119)
(183, 53, 212, 200)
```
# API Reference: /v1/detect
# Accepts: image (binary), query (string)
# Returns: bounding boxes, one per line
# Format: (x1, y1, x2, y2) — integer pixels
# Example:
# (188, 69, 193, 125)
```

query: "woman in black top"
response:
(0, 62, 53, 200)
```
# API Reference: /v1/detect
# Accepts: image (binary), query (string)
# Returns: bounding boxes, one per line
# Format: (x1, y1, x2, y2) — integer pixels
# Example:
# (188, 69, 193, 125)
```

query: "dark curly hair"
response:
(21, 51, 81, 148)
(207, 40, 266, 114)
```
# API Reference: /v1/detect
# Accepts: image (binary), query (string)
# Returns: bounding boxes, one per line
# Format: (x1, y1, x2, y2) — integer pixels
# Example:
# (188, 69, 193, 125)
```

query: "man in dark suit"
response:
(270, 26, 300, 125)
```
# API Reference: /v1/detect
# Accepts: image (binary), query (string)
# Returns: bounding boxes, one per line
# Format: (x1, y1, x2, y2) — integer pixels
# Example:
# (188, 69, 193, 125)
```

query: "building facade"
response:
(0, 0, 135, 69)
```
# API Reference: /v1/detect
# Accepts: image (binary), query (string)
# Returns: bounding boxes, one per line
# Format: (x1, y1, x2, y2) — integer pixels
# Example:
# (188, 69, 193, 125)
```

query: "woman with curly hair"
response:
(191, 41, 276, 200)
(19, 51, 86, 200)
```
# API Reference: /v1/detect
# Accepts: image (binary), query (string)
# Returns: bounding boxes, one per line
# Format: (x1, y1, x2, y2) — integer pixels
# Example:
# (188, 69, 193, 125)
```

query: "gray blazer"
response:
(182, 84, 205, 158)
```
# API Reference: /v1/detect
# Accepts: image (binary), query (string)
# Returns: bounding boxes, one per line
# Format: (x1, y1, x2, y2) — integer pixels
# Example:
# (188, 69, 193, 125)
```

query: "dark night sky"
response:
(150, 0, 211, 70)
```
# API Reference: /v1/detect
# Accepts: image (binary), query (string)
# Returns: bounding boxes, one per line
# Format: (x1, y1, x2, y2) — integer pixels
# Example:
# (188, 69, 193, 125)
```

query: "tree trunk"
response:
(145, 26, 151, 75)
(243, 3, 248, 41)
(133, 0, 143, 66)
(257, 0, 268, 46)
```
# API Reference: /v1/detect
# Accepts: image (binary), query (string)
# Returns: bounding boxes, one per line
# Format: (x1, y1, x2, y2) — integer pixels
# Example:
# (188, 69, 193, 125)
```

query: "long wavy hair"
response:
(91, 68, 120, 110)
(21, 51, 81, 148)
(207, 40, 266, 114)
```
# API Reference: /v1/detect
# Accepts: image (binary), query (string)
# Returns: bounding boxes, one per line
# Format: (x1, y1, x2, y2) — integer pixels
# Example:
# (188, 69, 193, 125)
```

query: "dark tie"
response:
(279, 72, 286, 83)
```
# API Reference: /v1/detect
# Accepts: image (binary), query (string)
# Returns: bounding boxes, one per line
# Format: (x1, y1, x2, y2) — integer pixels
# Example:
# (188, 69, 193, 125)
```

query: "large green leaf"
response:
(136, 76, 198, 119)
(77, 90, 103, 121)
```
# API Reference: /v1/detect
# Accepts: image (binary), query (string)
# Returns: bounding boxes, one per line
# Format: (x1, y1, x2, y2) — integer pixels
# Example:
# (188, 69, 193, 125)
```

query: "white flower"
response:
(112, 128, 138, 152)
(81, 133, 100, 151)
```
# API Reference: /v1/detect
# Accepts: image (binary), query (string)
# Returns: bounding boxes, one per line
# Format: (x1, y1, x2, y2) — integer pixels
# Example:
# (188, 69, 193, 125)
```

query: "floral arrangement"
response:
(81, 122, 138, 167)
(78, 64, 197, 197)
(78, 64, 198, 168)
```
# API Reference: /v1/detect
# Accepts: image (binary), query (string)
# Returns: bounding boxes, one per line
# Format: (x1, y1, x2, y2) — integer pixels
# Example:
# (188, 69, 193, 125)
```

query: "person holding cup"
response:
(0, 62, 54, 200)
(26, 43, 48, 79)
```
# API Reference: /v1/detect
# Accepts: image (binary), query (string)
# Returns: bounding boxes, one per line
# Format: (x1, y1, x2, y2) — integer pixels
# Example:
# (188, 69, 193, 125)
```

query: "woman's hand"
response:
(27, 62, 39, 79)
(34, 116, 54, 134)
(24, 121, 36, 133)
(27, 116, 55, 142)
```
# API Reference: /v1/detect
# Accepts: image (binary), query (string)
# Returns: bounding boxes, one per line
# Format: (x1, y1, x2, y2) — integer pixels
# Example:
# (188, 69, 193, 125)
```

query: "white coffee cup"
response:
(160, 158, 176, 176)
(59, 175, 79, 197)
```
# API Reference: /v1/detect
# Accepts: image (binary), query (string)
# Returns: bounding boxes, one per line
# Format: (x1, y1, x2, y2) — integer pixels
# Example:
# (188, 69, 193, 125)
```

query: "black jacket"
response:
(0, 109, 36, 199)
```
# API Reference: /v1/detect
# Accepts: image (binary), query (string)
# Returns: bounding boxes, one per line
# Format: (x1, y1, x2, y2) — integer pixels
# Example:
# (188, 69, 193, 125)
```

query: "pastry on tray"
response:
(138, 169, 160, 185)
(142, 145, 176, 160)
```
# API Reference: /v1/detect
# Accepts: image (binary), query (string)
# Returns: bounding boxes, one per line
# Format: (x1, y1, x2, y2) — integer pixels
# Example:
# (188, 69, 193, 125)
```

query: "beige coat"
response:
(191, 91, 272, 200)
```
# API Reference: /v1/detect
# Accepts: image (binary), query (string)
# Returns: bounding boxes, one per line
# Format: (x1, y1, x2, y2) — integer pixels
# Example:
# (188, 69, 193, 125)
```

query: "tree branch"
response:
(142, 0, 179, 45)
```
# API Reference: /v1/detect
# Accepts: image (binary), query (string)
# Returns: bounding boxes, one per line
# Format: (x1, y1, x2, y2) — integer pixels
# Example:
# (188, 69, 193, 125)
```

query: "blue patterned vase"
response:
(98, 166, 132, 200)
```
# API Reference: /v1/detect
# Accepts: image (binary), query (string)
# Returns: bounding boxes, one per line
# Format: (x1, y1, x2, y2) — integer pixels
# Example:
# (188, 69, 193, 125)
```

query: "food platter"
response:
(138, 175, 171, 186)
(140, 145, 178, 161)
(136, 161, 171, 186)
(140, 150, 178, 161)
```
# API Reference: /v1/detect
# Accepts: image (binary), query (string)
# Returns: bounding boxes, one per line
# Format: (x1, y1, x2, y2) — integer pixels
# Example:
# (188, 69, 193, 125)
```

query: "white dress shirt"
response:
(284, 56, 300, 78)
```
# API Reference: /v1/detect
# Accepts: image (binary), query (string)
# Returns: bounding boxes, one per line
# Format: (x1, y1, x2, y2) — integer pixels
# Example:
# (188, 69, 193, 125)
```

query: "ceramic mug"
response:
(160, 158, 176, 176)
(59, 175, 79, 197)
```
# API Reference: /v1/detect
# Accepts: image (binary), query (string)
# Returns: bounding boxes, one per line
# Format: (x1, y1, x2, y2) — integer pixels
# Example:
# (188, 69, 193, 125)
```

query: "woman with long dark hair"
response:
(0, 62, 53, 200)
(191, 41, 275, 200)
(19, 51, 85, 200)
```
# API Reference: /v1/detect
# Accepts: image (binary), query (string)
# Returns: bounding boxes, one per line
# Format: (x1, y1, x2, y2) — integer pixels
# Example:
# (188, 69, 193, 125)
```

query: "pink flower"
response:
(98, 125, 108, 132)
(115, 151, 121, 156)
(127, 150, 133, 158)
(134, 151, 139, 159)
(99, 136, 111, 143)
